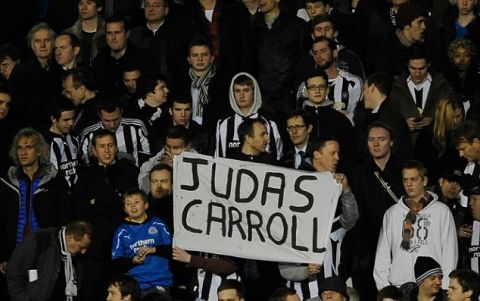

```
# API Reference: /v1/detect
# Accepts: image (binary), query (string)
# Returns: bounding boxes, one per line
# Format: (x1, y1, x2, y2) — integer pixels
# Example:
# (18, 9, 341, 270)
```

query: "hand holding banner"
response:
(173, 153, 341, 264)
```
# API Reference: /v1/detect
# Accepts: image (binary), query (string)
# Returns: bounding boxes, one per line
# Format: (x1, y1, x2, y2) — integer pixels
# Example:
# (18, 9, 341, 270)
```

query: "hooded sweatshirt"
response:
(214, 72, 283, 159)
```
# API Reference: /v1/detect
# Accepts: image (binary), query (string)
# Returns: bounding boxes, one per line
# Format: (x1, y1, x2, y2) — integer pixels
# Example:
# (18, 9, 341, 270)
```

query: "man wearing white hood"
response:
(215, 72, 283, 160)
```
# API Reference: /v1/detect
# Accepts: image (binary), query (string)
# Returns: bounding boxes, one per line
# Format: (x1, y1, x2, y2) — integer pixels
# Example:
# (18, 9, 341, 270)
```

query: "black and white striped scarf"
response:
(189, 64, 216, 117)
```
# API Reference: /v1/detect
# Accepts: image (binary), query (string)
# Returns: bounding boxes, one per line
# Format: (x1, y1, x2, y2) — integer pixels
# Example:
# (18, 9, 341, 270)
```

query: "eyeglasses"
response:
(306, 85, 327, 91)
(287, 124, 307, 132)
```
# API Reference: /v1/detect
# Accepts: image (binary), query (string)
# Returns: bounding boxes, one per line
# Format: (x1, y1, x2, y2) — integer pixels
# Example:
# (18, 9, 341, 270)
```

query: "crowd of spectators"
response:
(1, 0, 480, 300)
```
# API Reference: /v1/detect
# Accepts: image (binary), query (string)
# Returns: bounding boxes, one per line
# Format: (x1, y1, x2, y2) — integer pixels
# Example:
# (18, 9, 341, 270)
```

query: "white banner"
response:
(173, 153, 342, 263)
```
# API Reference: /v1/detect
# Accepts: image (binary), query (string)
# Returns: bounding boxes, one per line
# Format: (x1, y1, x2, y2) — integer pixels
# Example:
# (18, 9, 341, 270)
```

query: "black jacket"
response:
(304, 103, 356, 175)
(6, 228, 82, 301)
(91, 43, 160, 96)
(352, 154, 404, 256)
(253, 10, 309, 99)
(128, 4, 192, 90)
(73, 159, 139, 260)
(8, 59, 62, 130)
(182, 0, 254, 81)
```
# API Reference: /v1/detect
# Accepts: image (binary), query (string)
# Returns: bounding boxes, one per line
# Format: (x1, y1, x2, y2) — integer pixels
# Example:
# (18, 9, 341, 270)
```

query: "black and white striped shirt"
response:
(79, 118, 151, 166)
(194, 253, 241, 301)
(46, 132, 80, 188)
(327, 70, 363, 124)
(286, 215, 347, 300)
(215, 113, 283, 160)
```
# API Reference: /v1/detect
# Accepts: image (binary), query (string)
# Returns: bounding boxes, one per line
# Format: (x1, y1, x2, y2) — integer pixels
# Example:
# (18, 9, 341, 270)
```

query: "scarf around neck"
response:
(401, 193, 433, 250)
(189, 64, 216, 117)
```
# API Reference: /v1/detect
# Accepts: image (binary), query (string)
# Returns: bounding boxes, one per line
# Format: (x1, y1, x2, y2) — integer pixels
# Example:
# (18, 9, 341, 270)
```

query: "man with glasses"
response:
(296, 37, 363, 125)
(302, 69, 355, 175)
(215, 72, 283, 160)
(281, 110, 313, 169)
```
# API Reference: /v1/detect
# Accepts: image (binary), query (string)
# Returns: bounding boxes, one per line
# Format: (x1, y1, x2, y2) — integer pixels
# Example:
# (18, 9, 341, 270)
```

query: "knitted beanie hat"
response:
(414, 256, 443, 285)
(319, 277, 350, 300)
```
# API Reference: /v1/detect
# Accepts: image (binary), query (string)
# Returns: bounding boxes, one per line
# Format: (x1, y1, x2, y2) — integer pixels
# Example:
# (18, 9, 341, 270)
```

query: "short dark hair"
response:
(105, 16, 128, 31)
(91, 128, 117, 147)
(309, 135, 338, 156)
(149, 163, 172, 181)
(407, 43, 430, 63)
(64, 67, 96, 90)
(286, 109, 314, 128)
(122, 188, 147, 204)
(97, 97, 122, 114)
(366, 72, 393, 96)
(306, 0, 329, 4)
(237, 118, 266, 144)
(138, 74, 167, 99)
(368, 122, 394, 141)
(65, 220, 93, 241)
(311, 14, 337, 32)
(57, 32, 80, 49)
(170, 92, 192, 107)
(0, 43, 21, 62)
(233, 74, 254, 88)
(312, 36, 337, 51)
(449, 269, 480, 300)
(403, 160, 427, 178)
(304, 69, 329, 88)
(122, 61, 141, 73)
(50, 96, 75, 120)
(76, 0, 105, 7)
(269, 287, 298, 301)
(166, 125, 190, 144)
(456, 120, 480, 144)
(188, 37, 213, 54)
(217, 279, 245, 299)
(376, 285, 403, 301)
(108, 274, 141, 301)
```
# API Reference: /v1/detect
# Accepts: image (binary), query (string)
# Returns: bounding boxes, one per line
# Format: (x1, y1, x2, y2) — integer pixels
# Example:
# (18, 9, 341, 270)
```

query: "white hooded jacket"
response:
(214, 72, 283, 159)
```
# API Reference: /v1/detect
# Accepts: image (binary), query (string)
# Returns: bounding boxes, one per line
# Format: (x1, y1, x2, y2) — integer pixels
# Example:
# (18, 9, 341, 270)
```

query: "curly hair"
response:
(9, 127, 50, 166)
(448, 39, 477, 63)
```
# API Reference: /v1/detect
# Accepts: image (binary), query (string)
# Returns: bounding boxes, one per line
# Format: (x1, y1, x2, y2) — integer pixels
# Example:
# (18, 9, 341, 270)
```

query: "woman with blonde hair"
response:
(415, 93, 465, 184)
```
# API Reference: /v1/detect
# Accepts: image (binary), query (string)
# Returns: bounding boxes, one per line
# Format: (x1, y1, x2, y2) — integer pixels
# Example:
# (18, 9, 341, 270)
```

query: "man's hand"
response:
(162, 152, 174, 166)
(172, 246, 192, 263)
(406, 117, 432, 131)
(307, 263, 321, 277)
(334, 173, 351, 193)
(458, 224, 473, 239)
